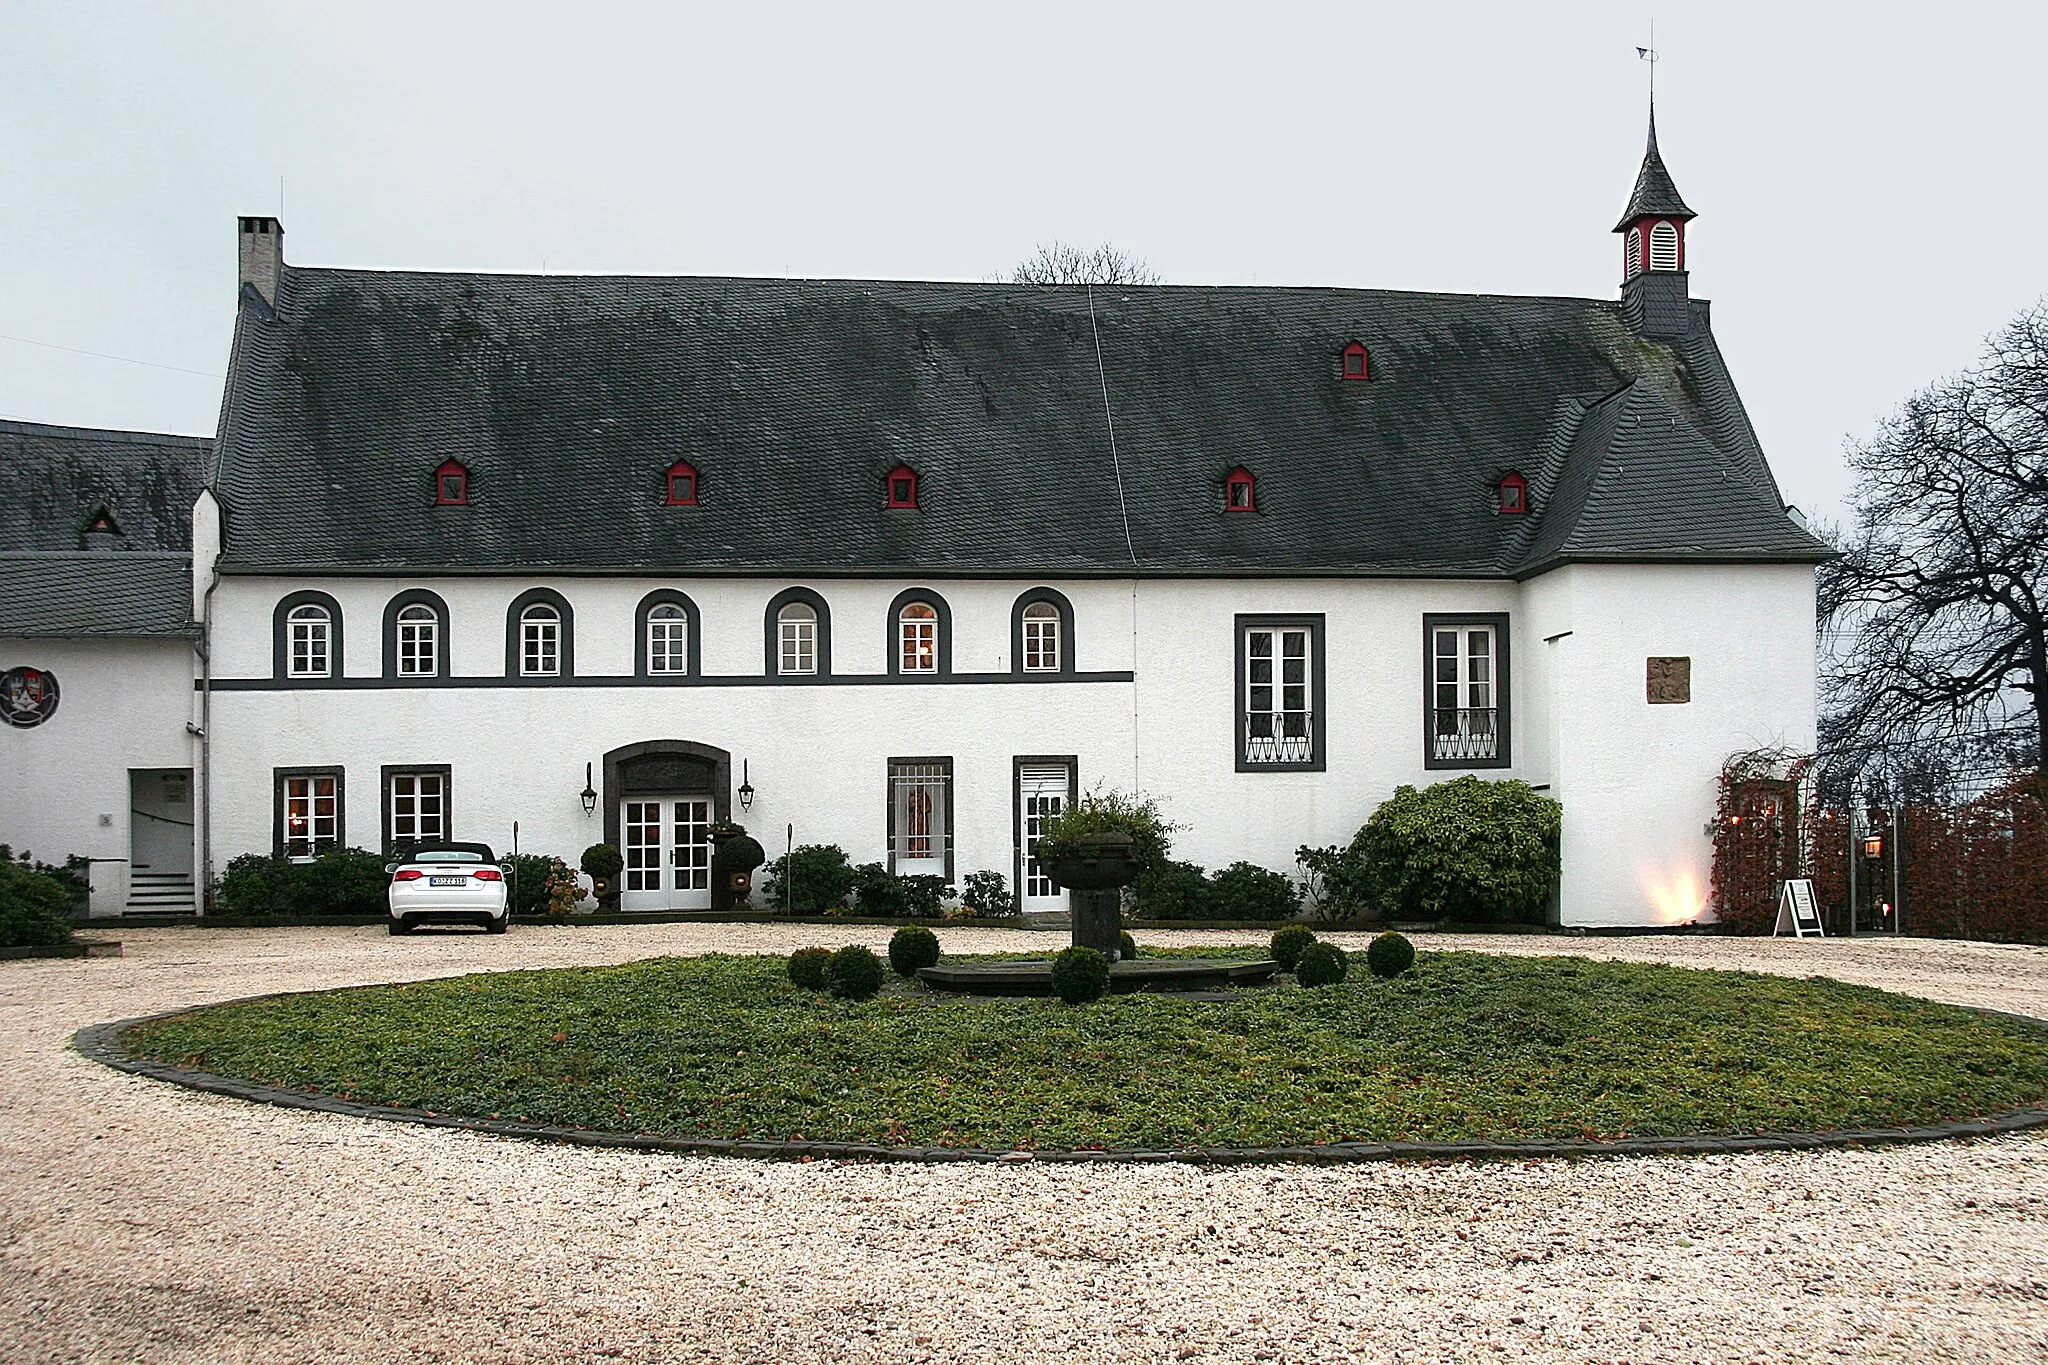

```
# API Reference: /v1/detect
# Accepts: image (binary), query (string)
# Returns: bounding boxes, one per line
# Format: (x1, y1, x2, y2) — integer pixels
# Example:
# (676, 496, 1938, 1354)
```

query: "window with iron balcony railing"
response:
(1245, 710, 1316, 765)
(1430, 706, 1499, 761)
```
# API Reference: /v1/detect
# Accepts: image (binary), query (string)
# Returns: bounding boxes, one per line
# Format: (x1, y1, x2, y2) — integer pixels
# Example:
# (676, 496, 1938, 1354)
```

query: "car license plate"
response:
(429, 875, 466, 886)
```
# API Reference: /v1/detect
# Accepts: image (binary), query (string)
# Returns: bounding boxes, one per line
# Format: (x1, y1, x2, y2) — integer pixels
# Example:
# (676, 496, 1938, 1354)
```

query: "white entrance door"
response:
(618, 795, 713, 911)
(1018, 763, 1071, 914)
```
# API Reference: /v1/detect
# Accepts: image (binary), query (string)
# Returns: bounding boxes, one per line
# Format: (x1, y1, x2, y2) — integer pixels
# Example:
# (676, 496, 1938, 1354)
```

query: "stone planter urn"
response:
(1045, 831, 1142, 959)
(712, 832, 766, 912)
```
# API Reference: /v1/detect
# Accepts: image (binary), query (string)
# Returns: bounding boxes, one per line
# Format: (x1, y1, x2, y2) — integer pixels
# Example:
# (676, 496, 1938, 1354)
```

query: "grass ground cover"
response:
(123, 951, 2048, 1150)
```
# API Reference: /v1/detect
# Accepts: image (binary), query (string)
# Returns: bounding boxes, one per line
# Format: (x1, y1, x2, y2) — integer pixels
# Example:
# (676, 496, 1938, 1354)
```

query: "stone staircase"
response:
(127, 869, 197, 911)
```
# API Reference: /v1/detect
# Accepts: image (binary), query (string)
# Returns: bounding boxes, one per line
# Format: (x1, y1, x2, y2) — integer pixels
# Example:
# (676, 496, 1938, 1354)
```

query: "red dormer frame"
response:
(1498, 470, 1529, 515)
(435, 459, 470, 506)
(885, 463, 920, 510)
(1224, 466, 1257, 513)
(1341, 341, 1370, 381)
(666, 460, 700, 506)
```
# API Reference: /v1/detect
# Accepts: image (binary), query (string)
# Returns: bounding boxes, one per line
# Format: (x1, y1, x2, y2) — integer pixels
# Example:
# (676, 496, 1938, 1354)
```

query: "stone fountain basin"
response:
(916, 959, 1279, 997)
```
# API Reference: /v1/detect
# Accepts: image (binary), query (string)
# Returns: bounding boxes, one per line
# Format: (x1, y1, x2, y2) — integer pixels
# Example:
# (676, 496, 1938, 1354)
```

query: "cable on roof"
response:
(1086, 283, 1144, 795)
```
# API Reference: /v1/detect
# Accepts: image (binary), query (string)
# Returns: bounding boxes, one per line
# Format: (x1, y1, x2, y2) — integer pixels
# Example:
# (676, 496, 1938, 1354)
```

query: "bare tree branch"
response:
(1004, 241, 1162, 286)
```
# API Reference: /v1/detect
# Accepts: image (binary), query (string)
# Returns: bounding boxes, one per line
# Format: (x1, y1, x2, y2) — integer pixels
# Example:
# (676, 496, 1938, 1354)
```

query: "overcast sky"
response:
(4, 2, 2043, 526)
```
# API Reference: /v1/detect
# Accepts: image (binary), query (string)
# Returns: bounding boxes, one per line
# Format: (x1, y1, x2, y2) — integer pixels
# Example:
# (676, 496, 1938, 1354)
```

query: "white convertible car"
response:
(386, 842, 510, 935)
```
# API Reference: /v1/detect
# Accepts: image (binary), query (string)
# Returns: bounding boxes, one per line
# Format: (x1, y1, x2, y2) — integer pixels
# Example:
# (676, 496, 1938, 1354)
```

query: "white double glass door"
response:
(1018, 764, 1071, 914)
(619, 794, 713, 911)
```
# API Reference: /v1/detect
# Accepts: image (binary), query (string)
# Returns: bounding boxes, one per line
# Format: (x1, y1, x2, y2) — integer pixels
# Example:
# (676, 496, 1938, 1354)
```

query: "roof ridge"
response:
(0, 419, 212, 445)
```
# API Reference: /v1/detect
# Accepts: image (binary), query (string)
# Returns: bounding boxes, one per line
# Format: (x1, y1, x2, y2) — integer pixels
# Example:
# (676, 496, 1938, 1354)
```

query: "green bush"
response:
(848, 863, 909, 917)
(889, 925, 941, 976)
(1353, 777, 1561, 924)
(960, 870, 1011, 917)
(761, 844, 855, 914)
(1209, 862, 1301, 922)
(901, 875, 953, 919)
(0, 857, 76, 948)
(580, 843, 623, 881)
(1049, 945, 1110, 1004)
(212, 853, 295, 916)
(1270, 924, 1318, 972)
(1295, 844, 1377, 922)
(1035, 789, 1179, 877)
(1294, 941, 1349, 987)
(1129, 860, 1213, 920)
(1118, 929, 1137, 960)
(787, 946, 832, 991)
(0, 847, 87, 913)
(1367, 932, 1416, 979)
(212, 849, 387, 917)
(827, 944, 885, 1000)
(504, 854, 561, 916)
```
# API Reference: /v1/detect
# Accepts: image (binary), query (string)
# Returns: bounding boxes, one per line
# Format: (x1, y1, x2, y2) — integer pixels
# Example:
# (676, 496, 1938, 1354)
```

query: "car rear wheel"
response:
(388, 918, 411, 936)
(485, 916, 508, 935)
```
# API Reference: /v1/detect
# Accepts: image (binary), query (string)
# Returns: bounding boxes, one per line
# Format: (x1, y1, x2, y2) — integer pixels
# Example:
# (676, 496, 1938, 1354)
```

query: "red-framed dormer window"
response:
(666, 460, 700, 506)
(435, 459, 469, 506)
(1224, 466, 1257, 513)
(1341, 341, 1370, 381)
(886, 463, 920, 510)
(1498, 470, 1529, 515)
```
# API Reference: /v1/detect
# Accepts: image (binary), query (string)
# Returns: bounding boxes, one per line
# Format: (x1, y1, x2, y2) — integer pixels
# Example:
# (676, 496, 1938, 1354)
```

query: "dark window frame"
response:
(886, 587, 952, 678)
(1224, 466, 1257, 513)
(504, 587, 576, 681)
(634, 588, 703, 679)
(380, 587, 452, 681)
(1011, 754, 1079, 914)
(1234, 613, 1326, 772)
(885, 463, 920, 510)
(271, 590, 345, 684)
(665, 460, 700, 507)
(1421, 611, 1513, 770)
(434, 459, 470, 507)
(1498, 471, 1529, 515)
(886, 755, 955, 883)
(380, 763, 453, 855)
(763, 586, 833, 678)
(1009, 586, 1076, 677)
(273, 764, 346, 860)
(1341, 341, 1370, 380)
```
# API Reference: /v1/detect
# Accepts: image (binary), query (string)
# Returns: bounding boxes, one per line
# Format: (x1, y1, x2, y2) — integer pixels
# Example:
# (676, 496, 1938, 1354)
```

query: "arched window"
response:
(520, 604, 561, 676)
(1649, 221, 1679, 271)
(1225, 466, 1257, 513)
(1021, 601, 1060, 672)
(885, 464, 920, 510)
(287, 604, 332, 678)
(647, 604, 688, 673)
(899, 601, 939, 674)
(1341, 341, 1370, 381)
(435, 459, 470, 506)
(778, 603, 817, 674)
(396, 604, 439, 676)
(666, 460, 699, 506)
(634, 590, 701, 678)
(1498, 471, 1529, 515)
(1625, 226, 1643, 278)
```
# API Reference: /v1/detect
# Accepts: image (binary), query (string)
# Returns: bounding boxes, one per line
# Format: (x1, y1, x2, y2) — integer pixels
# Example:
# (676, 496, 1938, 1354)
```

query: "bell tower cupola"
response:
(1614, 107, 1697, 339)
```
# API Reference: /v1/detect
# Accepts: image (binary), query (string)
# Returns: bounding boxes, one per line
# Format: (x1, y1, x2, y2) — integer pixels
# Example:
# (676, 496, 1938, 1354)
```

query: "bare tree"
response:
(1005, 241, 1161, 286)
(1820, 302, 2048, 775)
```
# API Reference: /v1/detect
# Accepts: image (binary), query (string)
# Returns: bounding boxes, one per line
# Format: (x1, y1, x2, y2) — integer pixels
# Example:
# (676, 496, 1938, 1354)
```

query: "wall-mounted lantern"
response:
(1861, 834, 1885, 860)
(738, 759, 755, 813)
(580, 762, 598, 816)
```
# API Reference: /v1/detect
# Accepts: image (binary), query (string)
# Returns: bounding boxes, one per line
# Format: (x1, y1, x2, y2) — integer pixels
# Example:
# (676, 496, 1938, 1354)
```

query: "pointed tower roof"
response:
(1612, 107, 1695, 232)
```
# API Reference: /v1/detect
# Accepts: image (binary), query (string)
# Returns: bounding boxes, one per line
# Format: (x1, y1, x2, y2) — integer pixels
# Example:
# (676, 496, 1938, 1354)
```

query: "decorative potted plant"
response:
(1034, 791, 1179, 959)
(580, 843, 623, 910)
(710, 820, 766, 909)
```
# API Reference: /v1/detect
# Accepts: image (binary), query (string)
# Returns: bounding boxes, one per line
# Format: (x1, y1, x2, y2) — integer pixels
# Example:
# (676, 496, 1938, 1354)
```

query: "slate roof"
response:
(210, 265, 1829, 579)
(1614, 109, 1697, 230)
(0, 553, 196, 637)
(0, 420, 209, 552)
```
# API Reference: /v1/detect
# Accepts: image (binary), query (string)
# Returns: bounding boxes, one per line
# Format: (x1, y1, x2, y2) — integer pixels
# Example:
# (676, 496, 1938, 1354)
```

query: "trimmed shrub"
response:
(827, 944, 885, 1000)
(787, 946, 832, 991)
(1049, 945, 1110, 1004)
(504, 854, 563, 917)
(1295, 941, 1349, 987)
(762, 844, 856, 914)
(901, 875, 953, 919)
(213, 849, 388, 917)
(960, 870, 1011, 917)
(1118, 929, 1137, 960)
(849, 863, 910, 917)
(1270, 924, 1318, 973)
(1209, 862, 1301, 922)
(1353, 777, 1561, 924)
(212, 853, 296, 916)
(1130, 860, 1214, 920)
(0, 857, 76, 948)
(889, 925, 941, 976)
(1366, 932, 1416, 979)
(580, 843, 623, 881)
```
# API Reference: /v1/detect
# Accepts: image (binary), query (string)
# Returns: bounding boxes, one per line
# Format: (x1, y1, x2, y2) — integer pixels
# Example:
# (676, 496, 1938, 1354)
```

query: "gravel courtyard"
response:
(4, 924, 2046, 1364)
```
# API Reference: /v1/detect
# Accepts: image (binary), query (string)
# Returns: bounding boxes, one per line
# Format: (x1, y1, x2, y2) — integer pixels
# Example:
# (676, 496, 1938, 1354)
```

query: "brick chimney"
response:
(237, 216, 284, 306)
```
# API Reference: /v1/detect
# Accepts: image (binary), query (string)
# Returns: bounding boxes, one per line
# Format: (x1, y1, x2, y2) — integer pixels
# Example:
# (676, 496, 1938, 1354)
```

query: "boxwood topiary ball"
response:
(1270, 924, 1318, 973)
(888, 925, 941, 976)
(1294, 941, 1348, 987)
(1050, 945, 1111, 1004)
(1366, 931, 1416, 979)
(827, 944, 885, 1000)
(1118, 929, 1137, 960)
(787, 946, 832, 991)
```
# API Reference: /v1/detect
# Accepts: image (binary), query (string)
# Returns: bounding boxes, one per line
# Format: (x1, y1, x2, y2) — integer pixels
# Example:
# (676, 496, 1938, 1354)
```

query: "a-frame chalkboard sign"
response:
(1773, 878, 1824, 937)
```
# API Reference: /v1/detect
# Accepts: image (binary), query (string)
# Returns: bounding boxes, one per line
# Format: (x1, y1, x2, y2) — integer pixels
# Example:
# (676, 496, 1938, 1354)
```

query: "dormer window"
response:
(1224, 466, 1257, 513)
(666, 460, 700, 506)
(886, 464, 920, 510)
(1498, 471, 1529, 515)
(1341, 342, 1370, 381)
(435, 459, 469, 506)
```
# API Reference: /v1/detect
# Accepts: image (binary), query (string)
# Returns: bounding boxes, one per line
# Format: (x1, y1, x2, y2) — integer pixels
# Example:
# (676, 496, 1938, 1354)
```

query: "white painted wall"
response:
(0, 636, 198, 912)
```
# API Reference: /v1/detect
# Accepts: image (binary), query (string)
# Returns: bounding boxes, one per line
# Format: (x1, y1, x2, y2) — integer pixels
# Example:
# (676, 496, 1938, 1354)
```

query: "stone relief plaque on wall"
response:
(0, 666, 60, 727)
(1646, 656, 1691, 704)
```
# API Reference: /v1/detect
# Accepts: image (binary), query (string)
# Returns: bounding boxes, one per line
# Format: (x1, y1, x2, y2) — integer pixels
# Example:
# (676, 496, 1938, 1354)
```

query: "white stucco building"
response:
(0, 115, 1829, 926)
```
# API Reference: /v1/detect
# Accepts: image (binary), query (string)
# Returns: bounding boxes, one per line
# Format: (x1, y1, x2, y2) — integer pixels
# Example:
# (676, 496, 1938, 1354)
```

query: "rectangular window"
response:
(888, 758, 953, 879)
(276, 768, 343, 860)
(1424, 613, 1511, 768)
(779, 615, 816, 675)
(385, 768, 449, 851)
(1022, 612, 1060, 672)
(288, 616, 330, 678)
(1236, 615, 1324, 770)
(522, 618, 559, 676)
(396, 615, 437, 677)
(647, 615, 688, 673)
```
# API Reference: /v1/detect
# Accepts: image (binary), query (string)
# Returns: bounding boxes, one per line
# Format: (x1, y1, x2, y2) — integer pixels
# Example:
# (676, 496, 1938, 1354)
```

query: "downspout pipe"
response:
(196, 564, 220, 914)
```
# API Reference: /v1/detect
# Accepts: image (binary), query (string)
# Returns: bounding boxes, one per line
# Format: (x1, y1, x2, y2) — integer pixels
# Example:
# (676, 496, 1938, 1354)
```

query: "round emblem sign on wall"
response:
(0, 667, 61, 728)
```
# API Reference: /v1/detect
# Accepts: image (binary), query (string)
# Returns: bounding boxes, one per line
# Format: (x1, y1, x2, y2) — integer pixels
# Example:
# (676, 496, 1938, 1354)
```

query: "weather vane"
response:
(1636, 20, 1658, 104)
